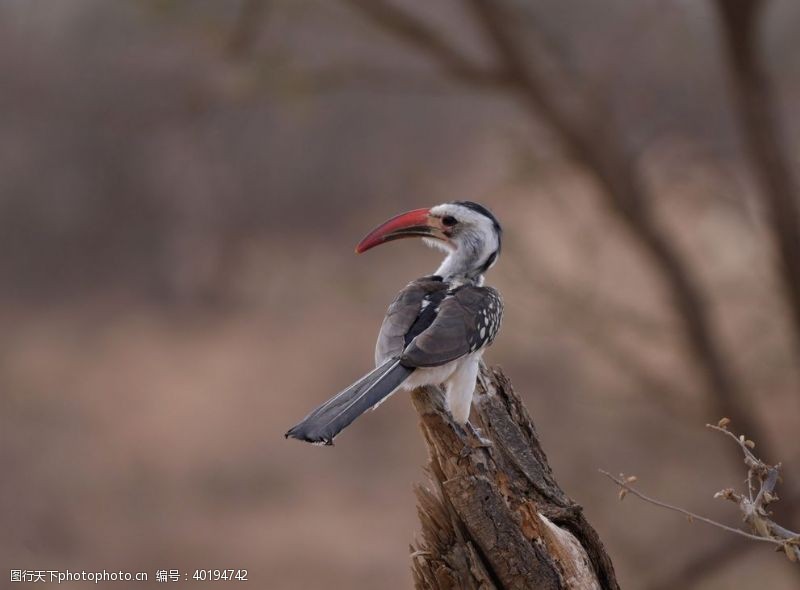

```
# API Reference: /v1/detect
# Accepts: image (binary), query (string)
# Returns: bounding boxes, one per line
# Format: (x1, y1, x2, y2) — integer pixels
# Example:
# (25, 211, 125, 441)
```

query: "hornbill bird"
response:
(285, 201, 503, 445)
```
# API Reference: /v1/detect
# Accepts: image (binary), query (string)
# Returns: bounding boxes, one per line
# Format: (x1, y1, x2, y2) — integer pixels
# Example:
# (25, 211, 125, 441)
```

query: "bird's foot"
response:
(458, 421, 493, 459)
(467, 422, 494, 449)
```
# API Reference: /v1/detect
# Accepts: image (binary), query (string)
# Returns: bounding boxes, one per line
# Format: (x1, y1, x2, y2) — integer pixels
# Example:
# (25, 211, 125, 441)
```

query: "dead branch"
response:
(227, 0, 270, 59)
(714, 0, 800, 360)
(501, 249, 697, 420)
(411, 365, 619, 590)
(603, 419, 800, 563)
(341, 0, 509, 88)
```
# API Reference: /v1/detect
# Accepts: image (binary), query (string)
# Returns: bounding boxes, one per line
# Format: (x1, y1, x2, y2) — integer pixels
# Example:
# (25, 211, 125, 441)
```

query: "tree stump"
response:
(410, 366, 619, 590)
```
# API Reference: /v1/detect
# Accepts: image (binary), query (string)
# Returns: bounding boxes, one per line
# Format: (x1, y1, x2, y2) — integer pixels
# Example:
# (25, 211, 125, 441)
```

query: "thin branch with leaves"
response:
(603, 418, 800, 563)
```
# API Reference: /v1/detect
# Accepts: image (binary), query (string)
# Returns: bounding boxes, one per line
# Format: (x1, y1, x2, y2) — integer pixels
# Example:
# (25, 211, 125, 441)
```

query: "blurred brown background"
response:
(1, 1, 799, 588)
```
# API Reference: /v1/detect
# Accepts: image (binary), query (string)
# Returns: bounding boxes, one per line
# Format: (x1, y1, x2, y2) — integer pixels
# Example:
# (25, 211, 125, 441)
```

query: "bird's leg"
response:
(477, 360, 492, 394)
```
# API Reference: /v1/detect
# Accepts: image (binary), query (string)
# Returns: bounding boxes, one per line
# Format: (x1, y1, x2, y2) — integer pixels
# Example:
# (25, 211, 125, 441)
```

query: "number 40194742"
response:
(192, 570, 248, 581)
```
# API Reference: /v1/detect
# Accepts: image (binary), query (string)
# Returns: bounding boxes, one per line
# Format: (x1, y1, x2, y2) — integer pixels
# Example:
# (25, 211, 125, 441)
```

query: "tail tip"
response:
(285, 426, 335, 446)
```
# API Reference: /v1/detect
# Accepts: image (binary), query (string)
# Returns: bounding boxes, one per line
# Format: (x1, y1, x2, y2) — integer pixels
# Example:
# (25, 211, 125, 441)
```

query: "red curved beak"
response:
(356, 207, 447, 253)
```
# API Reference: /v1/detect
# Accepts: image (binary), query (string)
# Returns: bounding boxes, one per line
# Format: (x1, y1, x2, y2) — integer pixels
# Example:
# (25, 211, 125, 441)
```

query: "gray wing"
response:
(374, 276, 449, 365)
(400, 286, 503, 368)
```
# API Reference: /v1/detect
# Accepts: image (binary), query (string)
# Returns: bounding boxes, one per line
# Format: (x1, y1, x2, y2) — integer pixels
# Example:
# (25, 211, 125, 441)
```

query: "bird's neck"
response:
(433, 231, 498, 287)
(436, 251, 485, 287)
(442, 273, 485, 288)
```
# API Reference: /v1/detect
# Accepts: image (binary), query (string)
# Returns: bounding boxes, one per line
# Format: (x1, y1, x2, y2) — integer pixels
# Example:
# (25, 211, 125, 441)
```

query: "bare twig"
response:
(600, 470, 782, 546)
(706, 423, 800, 557)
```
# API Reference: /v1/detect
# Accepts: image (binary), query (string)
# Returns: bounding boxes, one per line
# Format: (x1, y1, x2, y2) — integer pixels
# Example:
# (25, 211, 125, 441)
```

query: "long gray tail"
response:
(285, 358, 413, 445)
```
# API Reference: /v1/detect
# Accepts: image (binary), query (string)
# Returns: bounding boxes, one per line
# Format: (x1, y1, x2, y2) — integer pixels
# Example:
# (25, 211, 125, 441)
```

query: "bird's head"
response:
(356, 201, 502, 282)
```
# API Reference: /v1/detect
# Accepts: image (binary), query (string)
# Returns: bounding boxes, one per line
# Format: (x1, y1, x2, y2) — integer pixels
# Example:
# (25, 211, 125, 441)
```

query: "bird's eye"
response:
(441, 215, 458, 227)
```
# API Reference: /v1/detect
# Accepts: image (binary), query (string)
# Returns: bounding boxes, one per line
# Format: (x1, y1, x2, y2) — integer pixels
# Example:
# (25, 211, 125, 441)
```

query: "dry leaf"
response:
(618, 489, 628, 501)
(753, 517, 771, 538)
(717, 417, 731, 428)
(784, 543, 798, 562)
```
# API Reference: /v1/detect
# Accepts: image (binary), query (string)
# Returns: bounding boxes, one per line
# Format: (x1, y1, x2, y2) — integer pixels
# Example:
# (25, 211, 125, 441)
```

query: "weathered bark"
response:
(410, 366, 619, 590)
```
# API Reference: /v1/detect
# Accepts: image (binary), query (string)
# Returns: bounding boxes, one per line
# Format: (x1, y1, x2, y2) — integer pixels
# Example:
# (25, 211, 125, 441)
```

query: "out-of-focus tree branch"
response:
(341, 0, 510, 88)
(714, 0, 800, 362)
(460, 0, 774, 459)
(332, 1, 797, 584)
(227, 0, 270, 59)
(338, 3, 765, 454)
(339, 0, 775, 480)
(288, 64, 501, 95)
(501, 251, 697, 420)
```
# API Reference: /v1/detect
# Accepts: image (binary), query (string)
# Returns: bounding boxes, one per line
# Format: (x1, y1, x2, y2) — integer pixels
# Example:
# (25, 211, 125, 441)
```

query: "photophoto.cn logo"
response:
(10, 569, 149, 584)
